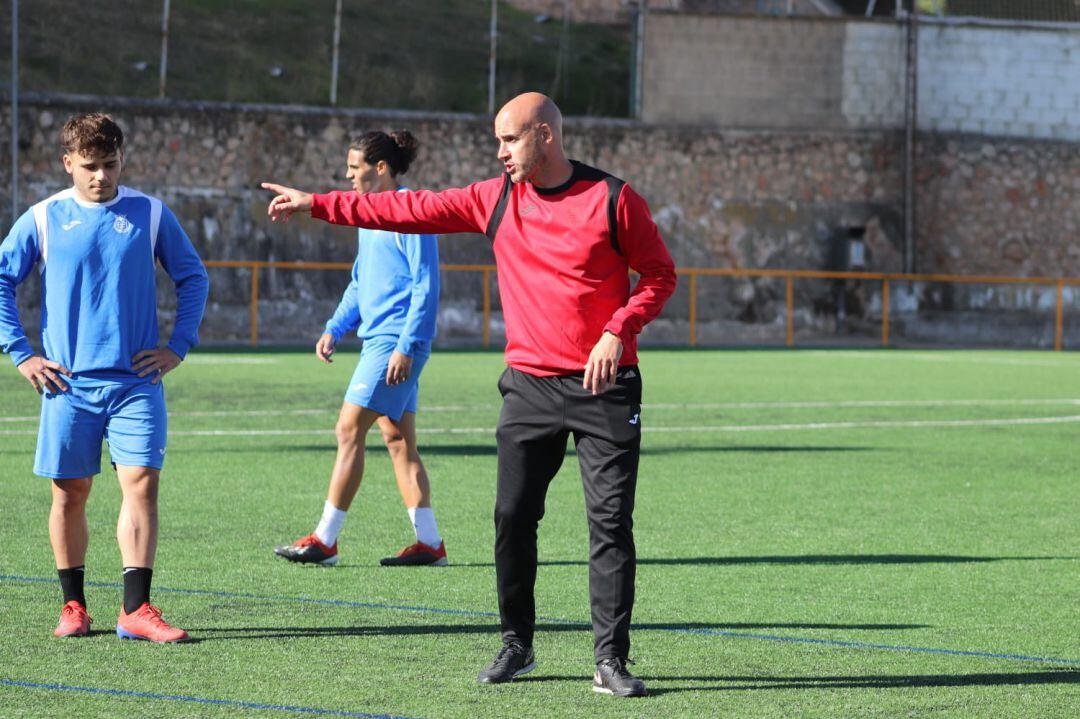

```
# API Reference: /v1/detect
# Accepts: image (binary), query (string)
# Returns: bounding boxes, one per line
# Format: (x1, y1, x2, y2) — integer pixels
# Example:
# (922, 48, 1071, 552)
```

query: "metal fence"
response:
(200, 261, 1079, 351)
(1, 0, 635, 117)
(4, 2, 1076, 117)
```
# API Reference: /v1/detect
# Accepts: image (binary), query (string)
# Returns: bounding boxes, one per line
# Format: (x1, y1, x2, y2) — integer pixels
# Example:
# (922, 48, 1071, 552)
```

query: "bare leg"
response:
(378, 411, 431, 509)
(326, 402, 382, 510)
(115, 466, 160, 568)
(50, 477, 93, 569)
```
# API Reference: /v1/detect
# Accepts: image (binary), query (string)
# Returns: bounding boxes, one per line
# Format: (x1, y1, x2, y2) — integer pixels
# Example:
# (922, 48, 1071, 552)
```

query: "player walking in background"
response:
(263, 93, 676, 697)
(273, 130, 446, 568)
(0, 113, 209, 643)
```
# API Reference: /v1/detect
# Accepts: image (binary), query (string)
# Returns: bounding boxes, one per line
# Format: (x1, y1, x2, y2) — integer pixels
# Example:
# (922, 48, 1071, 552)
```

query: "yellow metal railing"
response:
(204, 261, 1078, 351)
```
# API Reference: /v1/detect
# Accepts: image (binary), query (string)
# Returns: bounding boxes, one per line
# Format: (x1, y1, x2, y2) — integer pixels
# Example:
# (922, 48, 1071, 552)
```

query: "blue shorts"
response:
(344, 338, 430, 422)
(35, 379, 168, 479)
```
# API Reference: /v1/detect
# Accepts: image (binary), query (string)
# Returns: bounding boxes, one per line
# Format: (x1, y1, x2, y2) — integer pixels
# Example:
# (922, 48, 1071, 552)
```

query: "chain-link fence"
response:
(0, 0, 635, 117)
(3, 2, 1075, 119)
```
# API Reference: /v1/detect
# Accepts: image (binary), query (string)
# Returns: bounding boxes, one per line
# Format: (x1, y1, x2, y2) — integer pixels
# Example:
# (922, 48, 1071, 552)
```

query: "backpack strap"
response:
(604, 175, 625, 256)
(484, 173, 513, 242)
(485, 167, 625, 256)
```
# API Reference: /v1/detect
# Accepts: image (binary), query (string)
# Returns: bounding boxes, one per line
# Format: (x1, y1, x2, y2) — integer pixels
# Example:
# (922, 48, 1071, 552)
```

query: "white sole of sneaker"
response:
(592, 684, 646, 697)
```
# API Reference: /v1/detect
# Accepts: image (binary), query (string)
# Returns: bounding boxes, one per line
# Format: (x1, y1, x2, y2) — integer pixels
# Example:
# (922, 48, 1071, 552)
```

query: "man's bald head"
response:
(494, 92, 571, 186)
(497, 92, 563, 140)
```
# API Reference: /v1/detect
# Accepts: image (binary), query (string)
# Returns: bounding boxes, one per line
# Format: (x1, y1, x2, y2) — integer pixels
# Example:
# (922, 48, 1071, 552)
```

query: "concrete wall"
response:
(917, 25, 1080, 140)
(643, 14, 1080, 142)
(505, 0, 837, 23)
(1, 95, 1076, 348)
(644, 16, 850, 128)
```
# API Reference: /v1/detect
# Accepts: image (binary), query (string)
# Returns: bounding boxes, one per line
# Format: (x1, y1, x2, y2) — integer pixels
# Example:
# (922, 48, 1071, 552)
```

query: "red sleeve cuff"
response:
(603, 319, 631, 345)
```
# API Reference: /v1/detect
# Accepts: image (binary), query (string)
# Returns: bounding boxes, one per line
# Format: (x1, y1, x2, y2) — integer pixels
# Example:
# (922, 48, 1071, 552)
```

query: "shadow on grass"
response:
(637, 554, 1073, 566)
(632, 621, 931, 631)
(601, 670, 1080, 694)
(168, 444, 877, 457)
(72, 630, 205, 645)
(182, 619, 928, 641)
(450, 554, 1073, 568)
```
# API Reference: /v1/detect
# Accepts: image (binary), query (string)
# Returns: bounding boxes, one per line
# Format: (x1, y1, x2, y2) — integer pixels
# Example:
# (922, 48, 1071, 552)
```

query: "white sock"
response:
(314, 501, 347, 547)
(408, 507, 442, 548)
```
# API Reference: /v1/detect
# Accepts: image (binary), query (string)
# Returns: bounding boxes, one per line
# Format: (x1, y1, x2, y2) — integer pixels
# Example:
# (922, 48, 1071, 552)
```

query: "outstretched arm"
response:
(263, 179, 503, 236)
(262, 182, 313, 223)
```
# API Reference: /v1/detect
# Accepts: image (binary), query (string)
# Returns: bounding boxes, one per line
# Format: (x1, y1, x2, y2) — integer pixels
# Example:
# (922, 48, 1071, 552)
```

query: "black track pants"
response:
(493, 365, 642, 662)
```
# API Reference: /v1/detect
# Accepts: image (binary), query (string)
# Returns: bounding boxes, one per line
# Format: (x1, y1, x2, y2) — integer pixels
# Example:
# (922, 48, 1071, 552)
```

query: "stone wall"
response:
(1, 94, 1076, 348)
(643, 14, 1080, 142)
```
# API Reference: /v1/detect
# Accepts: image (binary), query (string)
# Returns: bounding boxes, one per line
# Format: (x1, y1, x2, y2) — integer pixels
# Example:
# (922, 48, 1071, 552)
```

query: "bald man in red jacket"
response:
(264, 92, 676, 698)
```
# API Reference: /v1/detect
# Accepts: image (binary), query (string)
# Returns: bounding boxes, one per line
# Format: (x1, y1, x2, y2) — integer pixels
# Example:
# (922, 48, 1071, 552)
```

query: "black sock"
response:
(58, 566, 86, 606)
(122, 567, 153, 614)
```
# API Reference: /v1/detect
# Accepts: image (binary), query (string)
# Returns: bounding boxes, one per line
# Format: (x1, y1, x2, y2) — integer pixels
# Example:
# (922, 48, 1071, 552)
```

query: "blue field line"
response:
(0, 679, 420, 719)
(3, 573, 1078, 667)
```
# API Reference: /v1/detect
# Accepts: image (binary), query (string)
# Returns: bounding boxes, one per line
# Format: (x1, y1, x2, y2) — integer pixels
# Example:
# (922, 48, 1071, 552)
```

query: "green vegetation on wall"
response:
(5, 0, 631, 116)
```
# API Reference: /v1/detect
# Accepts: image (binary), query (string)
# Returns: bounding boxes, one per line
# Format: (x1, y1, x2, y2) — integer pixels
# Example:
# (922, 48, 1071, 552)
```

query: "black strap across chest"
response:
(483, 166, 625, 255)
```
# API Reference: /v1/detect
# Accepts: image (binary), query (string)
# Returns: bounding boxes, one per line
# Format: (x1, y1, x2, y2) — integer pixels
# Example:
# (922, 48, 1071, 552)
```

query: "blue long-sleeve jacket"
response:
(324, 194, 439, 356)
(0, 186, 209, 378)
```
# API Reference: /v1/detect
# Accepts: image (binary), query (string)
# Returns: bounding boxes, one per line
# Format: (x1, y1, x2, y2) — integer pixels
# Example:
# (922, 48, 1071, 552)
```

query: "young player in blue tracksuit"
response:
(274, 130, 446, 567)
(0, 113, 208, 642)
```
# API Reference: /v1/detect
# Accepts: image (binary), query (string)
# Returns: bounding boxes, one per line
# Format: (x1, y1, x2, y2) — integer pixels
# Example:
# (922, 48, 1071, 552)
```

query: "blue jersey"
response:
(0, 186, 209, 378)
(324, 190, 439, 357)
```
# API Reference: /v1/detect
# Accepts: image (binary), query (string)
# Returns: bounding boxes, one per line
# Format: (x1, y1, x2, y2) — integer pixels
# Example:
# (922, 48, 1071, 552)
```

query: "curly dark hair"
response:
(349, 130, 419, 177)
(61, 113, 124, 157)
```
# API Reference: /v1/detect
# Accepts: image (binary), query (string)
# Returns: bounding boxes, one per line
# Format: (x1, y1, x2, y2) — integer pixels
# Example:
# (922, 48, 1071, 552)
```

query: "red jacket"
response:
(311, 161, 677, 376)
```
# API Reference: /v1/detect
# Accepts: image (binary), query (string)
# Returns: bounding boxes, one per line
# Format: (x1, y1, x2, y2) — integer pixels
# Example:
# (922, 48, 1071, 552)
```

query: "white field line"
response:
(5, 397, 1080, 424)
(643, 399, 1080, 410)
(3, 414, 1080, 437)
(801, 351, 1080, 368)
(181, 357, 280, 365)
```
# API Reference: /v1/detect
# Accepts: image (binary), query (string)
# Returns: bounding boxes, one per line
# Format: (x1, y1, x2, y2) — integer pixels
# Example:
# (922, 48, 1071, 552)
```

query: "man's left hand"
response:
(132, 348, 183, 384)
(386, 351, 413, 386)
(583, 331, 623, 395)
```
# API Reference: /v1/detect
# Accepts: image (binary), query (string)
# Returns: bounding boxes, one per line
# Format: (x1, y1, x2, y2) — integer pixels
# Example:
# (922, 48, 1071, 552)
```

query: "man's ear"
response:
(62, 154, 74, 175)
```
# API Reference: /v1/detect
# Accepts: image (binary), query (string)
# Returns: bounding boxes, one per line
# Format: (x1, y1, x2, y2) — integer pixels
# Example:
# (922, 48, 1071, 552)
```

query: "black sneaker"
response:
(593, 658, 647, 697)
(477, 642, 536, 684)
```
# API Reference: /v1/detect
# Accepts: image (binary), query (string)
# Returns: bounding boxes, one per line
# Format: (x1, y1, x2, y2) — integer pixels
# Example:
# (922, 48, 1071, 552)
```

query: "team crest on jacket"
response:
(113, 215, 133, 234)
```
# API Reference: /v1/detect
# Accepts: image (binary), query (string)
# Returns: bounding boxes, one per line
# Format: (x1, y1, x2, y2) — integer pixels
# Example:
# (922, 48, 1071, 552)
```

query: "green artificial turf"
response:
(1, 349, 1078, 718)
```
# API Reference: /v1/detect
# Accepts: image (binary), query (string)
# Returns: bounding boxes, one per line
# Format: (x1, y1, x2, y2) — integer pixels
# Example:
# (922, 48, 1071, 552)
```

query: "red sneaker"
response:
(380, 540, 448, 566)
(54, 600, 92, 638)
(274, 533, 339, 566)
(116, 602, 190, 643)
